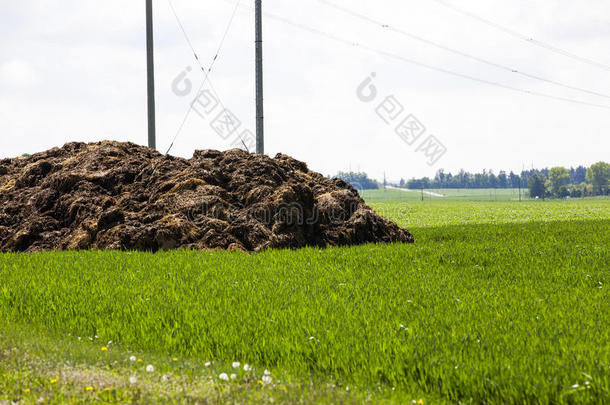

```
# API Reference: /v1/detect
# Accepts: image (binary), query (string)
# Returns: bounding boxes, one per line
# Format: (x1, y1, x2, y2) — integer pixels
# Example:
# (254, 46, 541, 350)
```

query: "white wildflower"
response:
(261, 375, 272, 384)
(205, 361, 212, 367)
(129, 356, 137, 362)
(219, 373, 229, 381)
(264, 369, 271, 376)
(243, 364, 252, 371)
(146, 364, 154, 373)
(129, 376, 137, 385)
(230, 373, 237, 380)
(162, 374, 169, 382)
(232, 361, 240, 369)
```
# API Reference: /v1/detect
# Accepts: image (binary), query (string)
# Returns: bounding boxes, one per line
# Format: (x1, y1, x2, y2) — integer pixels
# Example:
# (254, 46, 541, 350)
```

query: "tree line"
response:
(401, 162, 609, 198)
(336, 162, 609, 198)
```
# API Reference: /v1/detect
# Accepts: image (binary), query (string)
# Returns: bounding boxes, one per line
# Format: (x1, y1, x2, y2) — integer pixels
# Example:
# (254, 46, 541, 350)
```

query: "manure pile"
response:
(0, 141, 413, 252)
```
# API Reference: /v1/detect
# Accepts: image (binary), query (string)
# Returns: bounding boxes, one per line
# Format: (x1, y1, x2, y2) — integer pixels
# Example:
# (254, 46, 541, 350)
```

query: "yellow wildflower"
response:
(50, 379, 58, 384)
(101, 346, 108, 351)
(24, 388, 30, 393)
(85, 386, 94, 391)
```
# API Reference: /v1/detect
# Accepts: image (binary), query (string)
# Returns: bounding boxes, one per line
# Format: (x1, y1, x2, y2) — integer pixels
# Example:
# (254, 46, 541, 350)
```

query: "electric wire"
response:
(165, 0, 245, 155)
(430, 0, 610, 72)
(317, 0, 610, 100)
(219, 0, 610, 111)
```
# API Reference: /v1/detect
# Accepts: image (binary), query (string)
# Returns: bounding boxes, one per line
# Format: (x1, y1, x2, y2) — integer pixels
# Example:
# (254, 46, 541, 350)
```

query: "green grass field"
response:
(361, 188, 527, 202)
(1, 196, 609, 404)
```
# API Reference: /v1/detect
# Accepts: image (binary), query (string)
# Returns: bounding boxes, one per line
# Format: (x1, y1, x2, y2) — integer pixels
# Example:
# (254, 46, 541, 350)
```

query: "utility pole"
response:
(146, 0, 156, 150)
(255, 0, 264, 154)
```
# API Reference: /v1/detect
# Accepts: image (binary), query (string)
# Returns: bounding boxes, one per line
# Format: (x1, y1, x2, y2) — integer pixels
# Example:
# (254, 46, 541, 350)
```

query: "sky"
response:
(1, 0, 609, 182)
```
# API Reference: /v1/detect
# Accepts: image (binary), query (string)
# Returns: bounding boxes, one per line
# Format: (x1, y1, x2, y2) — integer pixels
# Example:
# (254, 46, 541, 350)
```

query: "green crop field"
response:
(1, 197, 609, 404)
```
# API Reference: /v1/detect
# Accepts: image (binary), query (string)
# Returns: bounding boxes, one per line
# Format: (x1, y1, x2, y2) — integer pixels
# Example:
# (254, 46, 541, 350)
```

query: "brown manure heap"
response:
(0, 141, 414, 252)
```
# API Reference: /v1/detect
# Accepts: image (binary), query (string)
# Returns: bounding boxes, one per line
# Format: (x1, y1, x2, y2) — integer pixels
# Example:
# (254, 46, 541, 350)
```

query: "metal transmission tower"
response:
(146, 0, 157, 150)
(255, 0, 264, 154)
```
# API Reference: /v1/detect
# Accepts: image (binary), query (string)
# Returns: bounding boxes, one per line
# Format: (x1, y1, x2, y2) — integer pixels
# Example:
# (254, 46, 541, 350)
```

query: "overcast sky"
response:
(1, 0, 609, 181)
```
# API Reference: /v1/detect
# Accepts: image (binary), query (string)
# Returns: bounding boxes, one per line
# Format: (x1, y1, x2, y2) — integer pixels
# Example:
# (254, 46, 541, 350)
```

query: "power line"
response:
(317, 0, 610, 100)
(430, 0, 610, 73)
(221, 0, 610, 111)
(165, 0, 244, 155)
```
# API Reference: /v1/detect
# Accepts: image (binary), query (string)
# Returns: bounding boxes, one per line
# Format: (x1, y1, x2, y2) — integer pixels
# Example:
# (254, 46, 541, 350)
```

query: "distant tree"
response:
(399, 178, 405, 187)
(557, 185, 570, 198)
(474, 172, 486, 188)
(434, 169, 447, 188)
(489, 173, 498, 188)
(570, 185, 583, 198)
(407, 177, 431, 189)
(498, 171, 508, 188)
(528, 173, 547, 199)
(509, 171, 521, 188)
(549, 167, 570, 197)
(569, 166, 587, 185)
(586, 161, 610, 195)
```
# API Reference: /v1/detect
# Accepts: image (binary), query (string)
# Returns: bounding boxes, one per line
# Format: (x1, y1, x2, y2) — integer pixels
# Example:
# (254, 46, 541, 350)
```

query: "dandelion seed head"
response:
(230, 373, 237, 380)
(232, 361, 240, 368)
(129, 376, 137, 385)
(219, 373, 229, 381)
(129, 356, 137, 362)
(243, 364, 252, 371)
(261, 375, 272, 384)
(264, 369, 271, 376)
(146, 364, 154, 373)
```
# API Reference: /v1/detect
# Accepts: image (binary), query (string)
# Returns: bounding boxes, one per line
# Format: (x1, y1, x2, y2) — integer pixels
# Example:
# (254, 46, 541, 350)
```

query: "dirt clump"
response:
(0, 141, 414, 252)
